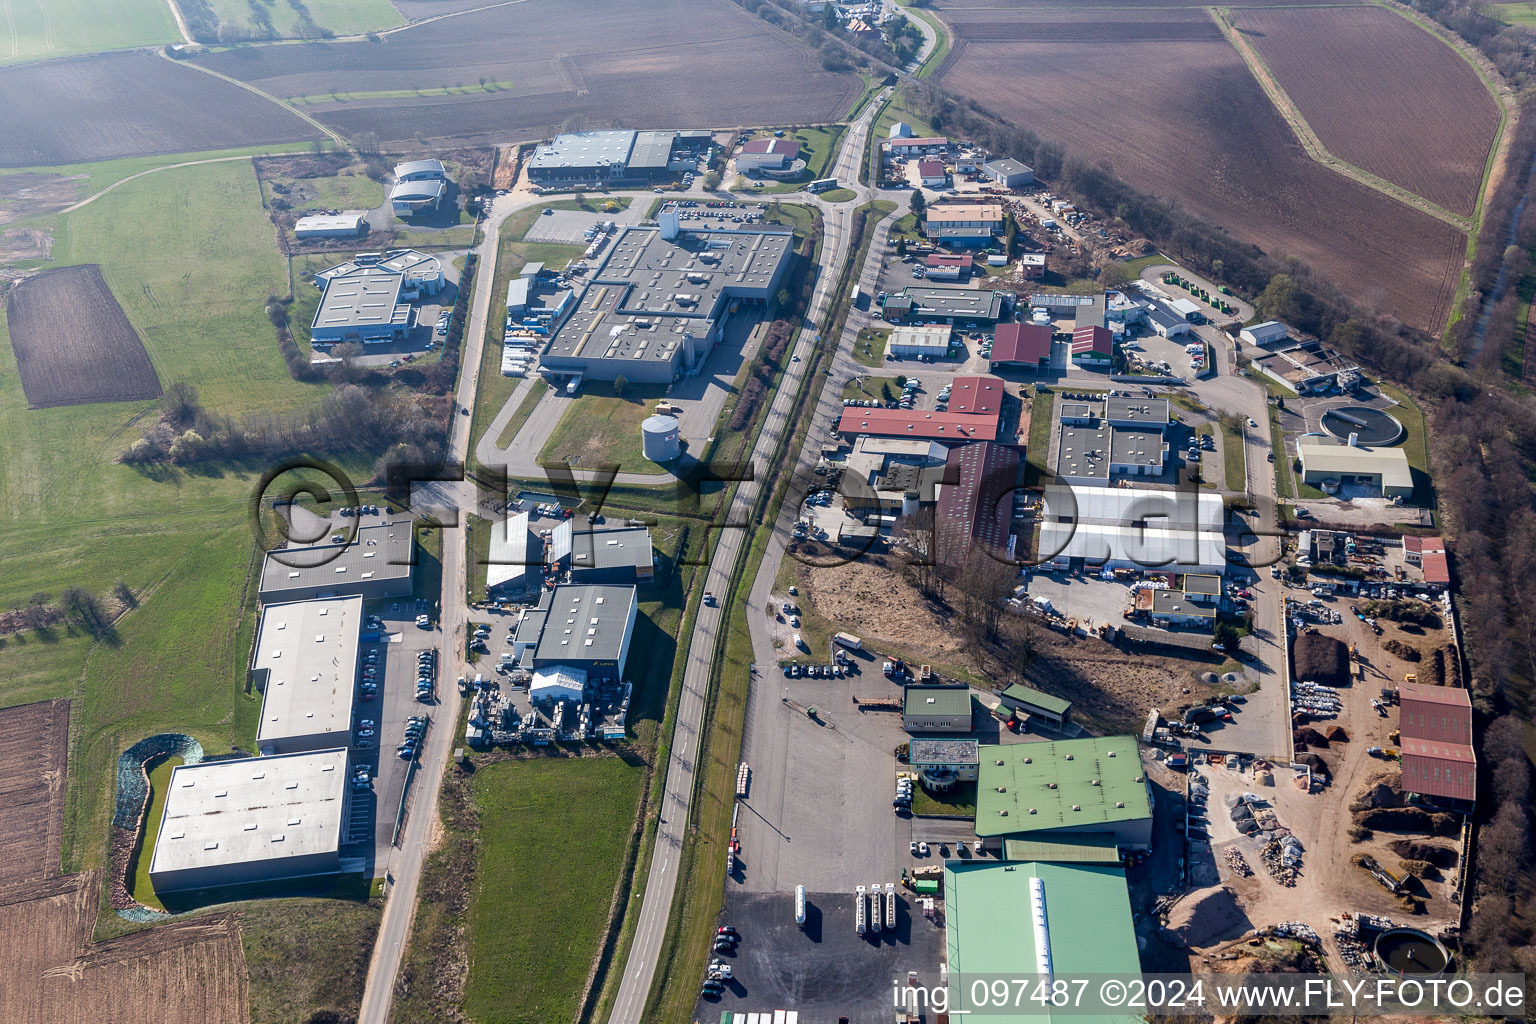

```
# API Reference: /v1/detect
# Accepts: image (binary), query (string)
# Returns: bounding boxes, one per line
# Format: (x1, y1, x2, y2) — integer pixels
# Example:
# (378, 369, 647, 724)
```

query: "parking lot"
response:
(522, 202, 647, 244)
(701, 890, 945, 1022)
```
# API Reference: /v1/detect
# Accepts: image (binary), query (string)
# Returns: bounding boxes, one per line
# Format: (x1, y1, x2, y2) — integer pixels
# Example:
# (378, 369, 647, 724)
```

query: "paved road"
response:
(604, 90, 890, 1024)
(356, 195, 519, 1024)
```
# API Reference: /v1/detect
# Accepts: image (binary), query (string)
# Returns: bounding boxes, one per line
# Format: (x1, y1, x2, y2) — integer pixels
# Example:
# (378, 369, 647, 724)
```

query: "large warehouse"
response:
(259, 520, 415, 603)
(487, 510, 542, 599)
(250, 596, 362, 755)
(974, 736, 1153, 848)
(1297, 437, 1414, 499)
(512, 583, 637, 680)
(539, 215, 792, 384)
(935, 440, 1020, 567)
(1038, 484, 1227, 576)
(148, 748, 350, 893)
(943, 861, 1140, 1024)
(527, 129, 713, 185)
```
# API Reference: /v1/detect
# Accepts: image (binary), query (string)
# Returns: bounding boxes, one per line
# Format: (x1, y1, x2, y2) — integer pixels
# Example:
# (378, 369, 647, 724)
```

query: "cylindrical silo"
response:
(641, 414, 682, 463)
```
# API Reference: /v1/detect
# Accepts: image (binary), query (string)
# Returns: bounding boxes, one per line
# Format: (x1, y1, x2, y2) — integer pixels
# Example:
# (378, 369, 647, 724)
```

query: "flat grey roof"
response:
(149, 749, 347, 877)
(1058, 422, 1112, 479)
(910, 738, 980, 764)
(984, 158, 1032, 177)
(1109, 427, 1167, 468)
(1106, 397, 1169, 427)
(1153, 588, 1216, 619)
(631, 130, 676, 169)
(254, 597, 362, 748)
(901, 286, 1005, 321)
(531, 584, 636, 663)
(546, 225, 791, 366)
(571, 526, 653, 573)
(1059, 401, 1094, 420)
(1074, 293, 1106, 328)
(260, 521, 414, 597)
(529, 130, 636, 172)
(311, 266, 408, 333)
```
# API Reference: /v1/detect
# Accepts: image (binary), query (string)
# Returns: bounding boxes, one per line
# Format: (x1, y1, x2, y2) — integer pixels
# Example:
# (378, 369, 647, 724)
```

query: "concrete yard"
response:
(521, 202, 647, 244)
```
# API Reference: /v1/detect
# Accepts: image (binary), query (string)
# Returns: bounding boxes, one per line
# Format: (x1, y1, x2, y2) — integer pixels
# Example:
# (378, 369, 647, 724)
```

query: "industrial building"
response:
(1253, 340, 1362, 395)
(935, 440, 1020, 567)
(1403, 536, 1451, 589)
(917, 159, 947, 186)
(842, 436, 948, 517)
(527, 129, 714, 185)
(943, 861, 1140, 1023)
(512, 583, 637, 688)
(981, 157, 1034, 188)
(1297, 437, 1413, 499)
(258, 520, 415, 603)
(1027, 291, 1105, 332)
(1038, 484, 1227, 576)
(294, 213, 367, 239)
(394, 159, 446, 182)
(837, 405, 1001, 445)
(390, 179, 446, 217)
(886, 135, 948, 157)
(886, 324, 952, 359)
(1239, 320, 1290, 346)
(1398, 683, 1475, 805)
(1072, 324, 1113, 365)
(999, 684, 1072, 730)
(250, 596, 362, 755)
(547, 520, 655, 584)
(736, 138, 801, 175)
(1137, 587, 1217, 631)
(539, 215, 792, 384)
(310, 250, 443, 345)
(486, 510, 541, 600)
(923, 253, 971, 281)
(947, 375, 1006, 415)
(910, 738, 980, 786)
(922, 203, 1004, 246)
(880, 286, 1007, 324)
(974, 736, 1153, 847)
(989, 322, 1052, 372)
(148, 748, 350, 893)
(902, 684, 974, 734)
(1054, 397, 1169, 485)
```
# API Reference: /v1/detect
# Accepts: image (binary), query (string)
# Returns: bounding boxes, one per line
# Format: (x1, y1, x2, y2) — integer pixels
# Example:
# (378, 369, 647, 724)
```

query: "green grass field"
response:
(842, 375, 903, 402)
(1491, 0, 1536, 25)
(205, 0, 403, 39)
(912, 781, 977, 817)
(1025, 387, 1055, 485)
(538, 383, 671, 470)
(852, 326, 890, 367)
(0, 0, 178, 66)
(241, 896, 382, 1024)
(128, 754, 183, 910)
(1222, 420, 1246, 492)
(462, 757, 646, 1024)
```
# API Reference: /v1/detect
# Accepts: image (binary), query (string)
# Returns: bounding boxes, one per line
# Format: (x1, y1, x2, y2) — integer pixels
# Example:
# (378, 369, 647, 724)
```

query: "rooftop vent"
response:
(1116, 801, 1125, 808)
(1072, 804, 1081, 811)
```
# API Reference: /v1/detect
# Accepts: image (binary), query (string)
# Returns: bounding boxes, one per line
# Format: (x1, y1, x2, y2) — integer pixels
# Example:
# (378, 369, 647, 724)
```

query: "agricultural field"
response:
(0, 873, 249, 1023)
(934, 7, 1466, 331)
(6, 264, 162, 407)
(194, 0, 861, 147)
(0, 699, 70, 886)
(0, 52, 323, 167)
(203, 0, 404, 39)
(0, 0, 178, 67)
(1230, 5, 1498, 217)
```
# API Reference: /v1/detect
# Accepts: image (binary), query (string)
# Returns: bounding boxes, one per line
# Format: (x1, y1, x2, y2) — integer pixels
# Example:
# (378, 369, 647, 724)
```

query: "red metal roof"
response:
(889, 136, 947, 147)
(741, 138, 800, 158)
(918, 160, 946, 177)
(1402, 535, 1446, 554)
(1420, 551, 1450, 585)
(1071, 324, 1112, 356)
(936, 441, 1021, 567)
(990, 323, 1052, 365)
(1399, 683, 1472, 744)
(837, 407, 1001, 443)
(1400, 738, 1477, 802)
(925, 254, 972, 268)
(946, 375, 1005, 416)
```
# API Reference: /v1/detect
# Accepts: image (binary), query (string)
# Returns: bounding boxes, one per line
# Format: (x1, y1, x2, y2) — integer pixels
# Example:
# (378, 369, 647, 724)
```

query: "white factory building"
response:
(310, 250, 443, 344)
(1038, 485, 1228, 576)
(250, 596, 363, 755)
(294, 213, 368, 239)
(887, 324, 952, 359)
(390, 159, 448, 216)
(147, 748, 350, 893)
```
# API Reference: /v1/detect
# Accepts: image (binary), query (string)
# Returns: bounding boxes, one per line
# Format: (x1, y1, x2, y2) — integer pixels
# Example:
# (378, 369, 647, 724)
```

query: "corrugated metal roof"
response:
(975, 736, 1150, 838)
(1001, 684, 1071, 716)
(944, 861, 1140, 1023)
(1003, 834, 1120, 863)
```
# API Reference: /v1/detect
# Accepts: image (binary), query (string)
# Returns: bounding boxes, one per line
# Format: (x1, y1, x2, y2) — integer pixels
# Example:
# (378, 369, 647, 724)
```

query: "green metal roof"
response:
(1003, 834, 1121, 864)
(944, 861, 1141, 1024)
(974, 736, 1151, 838)
(903, 684, 972, 718)
(1001, 683, 1072, 716)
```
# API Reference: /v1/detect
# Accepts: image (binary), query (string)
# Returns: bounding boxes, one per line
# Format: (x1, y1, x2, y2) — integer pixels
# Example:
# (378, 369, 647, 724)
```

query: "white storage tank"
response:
(641, 413, 682, 463)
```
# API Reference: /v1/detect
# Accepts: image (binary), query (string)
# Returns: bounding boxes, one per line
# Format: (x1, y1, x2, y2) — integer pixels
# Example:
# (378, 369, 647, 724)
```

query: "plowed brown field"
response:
(0, 700, 70, 887)
(195, 0, 861, 147)
(1231, 5, 1498, 217)
(936, 7, 1466, 331)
